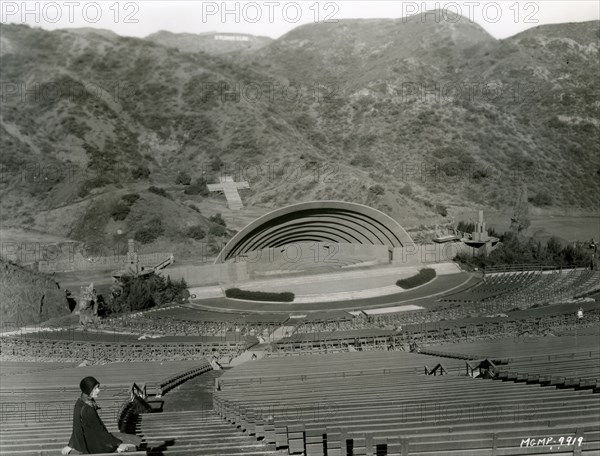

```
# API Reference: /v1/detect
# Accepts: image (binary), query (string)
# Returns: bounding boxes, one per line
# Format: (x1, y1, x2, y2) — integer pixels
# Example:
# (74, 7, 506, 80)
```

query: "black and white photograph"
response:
(1, 1, 599, 454)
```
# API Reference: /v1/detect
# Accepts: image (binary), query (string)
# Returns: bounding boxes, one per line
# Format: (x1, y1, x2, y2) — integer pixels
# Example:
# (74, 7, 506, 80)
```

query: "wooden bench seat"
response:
(213, 348, 600, 456)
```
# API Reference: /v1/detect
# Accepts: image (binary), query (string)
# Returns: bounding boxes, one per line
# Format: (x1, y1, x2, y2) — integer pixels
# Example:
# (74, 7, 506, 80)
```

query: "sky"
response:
(0, 1, 598, 40)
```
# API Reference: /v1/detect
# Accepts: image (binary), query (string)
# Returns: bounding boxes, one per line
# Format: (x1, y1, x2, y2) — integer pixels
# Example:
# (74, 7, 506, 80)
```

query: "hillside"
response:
(253, 16, 496, 86)
(0, 260, 68, 328)
(0, 17, 598, 260)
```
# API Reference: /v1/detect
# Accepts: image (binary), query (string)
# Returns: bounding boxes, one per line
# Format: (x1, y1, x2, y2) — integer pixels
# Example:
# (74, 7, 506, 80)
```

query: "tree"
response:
(109, 273, 189, 313)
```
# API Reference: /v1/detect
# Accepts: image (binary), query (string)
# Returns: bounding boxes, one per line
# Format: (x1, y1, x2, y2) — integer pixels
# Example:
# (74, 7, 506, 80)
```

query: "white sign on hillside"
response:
(214, 35, 250, 41)
(207, 176, 249, 210)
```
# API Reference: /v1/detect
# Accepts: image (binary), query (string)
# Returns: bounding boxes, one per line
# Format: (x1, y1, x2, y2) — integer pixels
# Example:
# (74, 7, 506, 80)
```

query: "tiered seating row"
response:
(270, 310, 599, 355)
(0, 360, 210, 390)
(217, 352, 466, 387)
(429, 336, 600, 398)
(214, 352, 600, 455)
(443, 271, 538, 303)
(495, 353, 600, 391)
(1, 404, 284, 456)
(428, 333, 600, 360)
(0, 336, 247, 363)
(440, 269, 600, 313)
(0, 360, 213, 456)
(140, 308, 289, 334)
(480, 270, 600, 312)
(147, 360, 212, 396)
(138, 410, 289, 455)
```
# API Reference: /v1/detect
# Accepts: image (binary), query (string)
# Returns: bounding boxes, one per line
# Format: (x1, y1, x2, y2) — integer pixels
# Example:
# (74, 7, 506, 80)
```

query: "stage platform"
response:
(189, 262, 464, 302)
(188, 267, 478, 314)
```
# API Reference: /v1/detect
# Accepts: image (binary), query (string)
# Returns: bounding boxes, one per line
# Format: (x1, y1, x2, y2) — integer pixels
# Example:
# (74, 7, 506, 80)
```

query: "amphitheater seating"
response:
(423, 348, 600, 390)
(214, 351, 600, 455)
(0, 335, 250, 364)
(3, 264, 598, 455)
(425, 330, 599, 358)
(0, 360, 211, 456)
(117, 384, 158, 434)
(494, 352, 600, 390)
(441, 269, 600, 313)
(442, 271, 539, 303)
(273, 329, 403, 355)
(369, 300, 599, 336)
(429, 334, 600, 403)
(110, 308, 290, 341)
(266, 305, 599, 356)
(0, 360, 211, 391)
(137, 409, 289, 455)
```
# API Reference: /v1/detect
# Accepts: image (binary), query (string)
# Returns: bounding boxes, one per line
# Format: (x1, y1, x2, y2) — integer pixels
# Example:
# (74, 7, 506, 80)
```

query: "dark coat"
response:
(68, 395, 122, 454)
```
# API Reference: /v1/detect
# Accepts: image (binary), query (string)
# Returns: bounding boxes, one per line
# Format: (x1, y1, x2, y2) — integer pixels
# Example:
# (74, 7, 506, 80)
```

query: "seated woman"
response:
(62, 376, 141, 454)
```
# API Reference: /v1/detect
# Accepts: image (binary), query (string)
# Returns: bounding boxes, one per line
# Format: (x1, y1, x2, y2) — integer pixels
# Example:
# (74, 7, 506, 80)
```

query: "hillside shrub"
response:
(471, 167, 489, 181)
(111, 202, 131, 221)
(121, 193, 140, 205)
(132, 166, 150, 180)
(176, 171, 191, 185)
(185, 225, 206, 240)
(209, 224, 227, 237)
(225, 288, 294, 302)
(134, 218, 164, 244)
(350, 153, 374, 168)
(148, 186, 170, 198)
(530, 190, 553, 207)
(210, 156, 223, 171)
(209, 213, 226, 226)
(184, 178, 209, 196)
(399, 184, 413, 196)
(369, 184, 385, 195)
(396, 268, 436, 289)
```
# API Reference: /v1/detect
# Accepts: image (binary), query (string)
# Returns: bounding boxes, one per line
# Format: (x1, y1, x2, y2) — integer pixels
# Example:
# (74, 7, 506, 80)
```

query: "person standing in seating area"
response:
(577, 307, 584, 323)
(61, 376, 141, 454)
